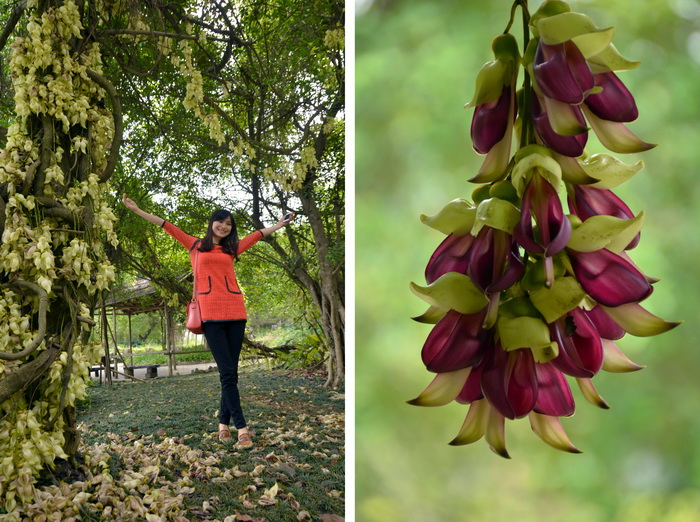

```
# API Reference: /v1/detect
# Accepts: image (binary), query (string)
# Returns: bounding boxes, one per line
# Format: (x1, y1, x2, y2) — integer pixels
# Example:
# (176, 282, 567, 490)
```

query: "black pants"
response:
(202, 320, 247, 429)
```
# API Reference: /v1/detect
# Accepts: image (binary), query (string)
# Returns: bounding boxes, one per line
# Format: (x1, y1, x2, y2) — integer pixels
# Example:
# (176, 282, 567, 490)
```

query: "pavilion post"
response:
(128, 312, 133, 373)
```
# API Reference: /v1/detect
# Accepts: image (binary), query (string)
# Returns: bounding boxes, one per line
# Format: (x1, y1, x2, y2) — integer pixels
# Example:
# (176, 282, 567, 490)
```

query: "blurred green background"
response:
(355, 0, 700, 521)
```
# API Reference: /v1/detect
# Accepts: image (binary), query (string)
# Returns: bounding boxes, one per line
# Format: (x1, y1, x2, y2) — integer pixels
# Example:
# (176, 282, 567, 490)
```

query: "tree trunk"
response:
(298, 188, 345, 387)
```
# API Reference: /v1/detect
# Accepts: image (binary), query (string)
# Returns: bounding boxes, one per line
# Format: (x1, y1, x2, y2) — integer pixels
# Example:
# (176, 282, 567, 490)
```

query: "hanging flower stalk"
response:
(409, 0, 679, 457)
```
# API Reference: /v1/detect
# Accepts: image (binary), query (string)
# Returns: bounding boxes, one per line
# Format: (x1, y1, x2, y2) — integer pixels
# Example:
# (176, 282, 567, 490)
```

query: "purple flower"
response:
(531, 91, 588, 157)
(567, 248, 652, 307)
(533, 363, 575, 417)
(549, 307, 604, 378)
(534, 40, 595, 104)
(468, 227, 524, 293)
(531, 37, 653, 155)
(515, 173, 571, 257)
(425, 233, 474, 284)
(585, 72, 638, 123)
(481, 345, 538, 420)
(472, 86, 515, 155)
(569, 184, 640, 249)
(421, 309, 491, 373)
(514, 172, 571, 286)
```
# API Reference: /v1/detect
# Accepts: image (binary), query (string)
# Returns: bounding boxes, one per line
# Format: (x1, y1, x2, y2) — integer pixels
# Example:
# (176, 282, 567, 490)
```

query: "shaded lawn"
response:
(70, 366, 345, 521)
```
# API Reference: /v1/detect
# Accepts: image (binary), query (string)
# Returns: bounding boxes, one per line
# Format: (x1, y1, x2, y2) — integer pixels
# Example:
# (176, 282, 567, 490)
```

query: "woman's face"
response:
(211, 217, 233, 243)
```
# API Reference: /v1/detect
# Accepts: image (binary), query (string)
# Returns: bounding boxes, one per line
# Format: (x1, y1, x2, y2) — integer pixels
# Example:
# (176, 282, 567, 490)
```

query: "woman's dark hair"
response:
(198, 209, 240, 259)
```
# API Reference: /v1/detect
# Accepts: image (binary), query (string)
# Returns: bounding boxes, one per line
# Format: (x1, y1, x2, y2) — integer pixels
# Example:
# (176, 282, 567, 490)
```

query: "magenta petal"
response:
(585, 305, 626, 340)
(422, 309, 491, 373)
(534, 41, 594, 104)
(570, 308, 604, 373)
(514, 174, 571, 256)
(514, 181, 544, 254)
(467, 228, 499, 292)
(468, 228, 516, 293)
(487, 241, 525, 292)
(533, 363, 575, 417)
(585, 72, 638, 123)
(571, 185, 635, 221)
(542, 186, 572, 257)
(550, 308, 604, 378)
(425, 233, 474, 284)
(456, 361, 486, 404)
(570, 185, 640, 249)
(532, 92, 587, 157)
(482, 346, 538, 419)
(472, 86, 513, 154)
(568, 248, 652, 306)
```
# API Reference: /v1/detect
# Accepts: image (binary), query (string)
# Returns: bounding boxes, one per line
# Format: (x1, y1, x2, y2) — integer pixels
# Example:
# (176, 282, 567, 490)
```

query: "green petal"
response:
(543, 97, 589, 136)
(465, 60, 506, 108)
(489, 179, 519, 204)
(553, 152, 599, 185)
(420, 199, 477, 236)
(497, 315, 551, 352)
(529, 412, 583, 453)
(471, 197, 521, 235)
(470, 121, 514, 183)
(407, 368, 472, 407)
(449, 399, 488, 446)
(512, 147, 562, 196)
(410, 273, 489, 315)
(601, 303, 681, 337)
(499, 296, 542, 318)
(536, 12, 613, 57)
(530, 1, 572, 38)
(576, 378, 610, 409)
(582, 106, 656, 154)
(531, 342, 560, 363)
(411, 305, 448, 324)
(601, 339, 645, 373)
(567, 212, 645, 254)
(530, 277, 586, 323)
(572, 27, 615, 59)
(580, 154, 644, 189)
(588, 42, 640, 73)
(492, 33, 521, 63)
(485, 407, 510, 459)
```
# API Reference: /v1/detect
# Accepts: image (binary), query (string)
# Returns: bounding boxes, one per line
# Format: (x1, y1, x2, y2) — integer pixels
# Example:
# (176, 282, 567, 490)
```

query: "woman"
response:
(122, 194, 293, 449)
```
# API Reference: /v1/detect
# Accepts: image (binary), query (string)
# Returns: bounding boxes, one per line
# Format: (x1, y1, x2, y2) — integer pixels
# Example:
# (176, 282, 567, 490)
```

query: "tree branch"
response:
(0, 346, 60, 405)
(86, 70, 123, 183)
(0, 0, 26, 52)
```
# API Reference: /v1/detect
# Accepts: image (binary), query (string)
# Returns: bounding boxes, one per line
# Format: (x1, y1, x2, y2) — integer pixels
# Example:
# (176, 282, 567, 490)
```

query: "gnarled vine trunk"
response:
(0, 0, 121, 510)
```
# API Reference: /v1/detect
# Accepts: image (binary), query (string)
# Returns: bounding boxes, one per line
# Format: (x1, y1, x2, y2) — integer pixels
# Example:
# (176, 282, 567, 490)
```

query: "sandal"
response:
(218, 428, 233, 443)
(237, 431, 253, 450)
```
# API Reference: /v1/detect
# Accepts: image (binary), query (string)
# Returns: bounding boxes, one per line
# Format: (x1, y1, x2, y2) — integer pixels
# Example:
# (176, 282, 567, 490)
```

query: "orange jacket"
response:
(163, 221, 263, 321)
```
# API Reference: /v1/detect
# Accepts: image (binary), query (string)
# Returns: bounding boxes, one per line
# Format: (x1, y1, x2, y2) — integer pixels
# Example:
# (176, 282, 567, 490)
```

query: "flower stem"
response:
(518, 0, 536, 149)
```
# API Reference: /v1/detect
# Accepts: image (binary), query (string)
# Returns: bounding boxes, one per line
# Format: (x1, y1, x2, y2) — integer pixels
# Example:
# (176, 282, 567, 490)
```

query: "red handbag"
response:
(186, 249, 204, 334)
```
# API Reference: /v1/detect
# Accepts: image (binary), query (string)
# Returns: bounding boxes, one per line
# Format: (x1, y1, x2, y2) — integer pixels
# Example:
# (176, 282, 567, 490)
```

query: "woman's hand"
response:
(121, 195, 165, 226)
(276, 212, 295, 227)
(122, 194, 140, 212)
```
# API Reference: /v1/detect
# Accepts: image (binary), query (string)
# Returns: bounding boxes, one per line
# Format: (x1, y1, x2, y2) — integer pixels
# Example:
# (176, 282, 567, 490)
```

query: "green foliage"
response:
(357, 0, 699, 520)
(273, 331, 327, 371)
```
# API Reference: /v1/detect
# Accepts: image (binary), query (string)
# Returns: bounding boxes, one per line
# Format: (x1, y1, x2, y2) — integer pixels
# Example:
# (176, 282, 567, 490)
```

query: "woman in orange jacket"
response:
(122, 195, 293, 449)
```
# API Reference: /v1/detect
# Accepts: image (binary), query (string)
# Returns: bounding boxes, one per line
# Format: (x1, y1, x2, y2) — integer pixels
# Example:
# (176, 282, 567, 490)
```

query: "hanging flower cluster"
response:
(409, 0, 679, 457)
(0, 0, 119, 511)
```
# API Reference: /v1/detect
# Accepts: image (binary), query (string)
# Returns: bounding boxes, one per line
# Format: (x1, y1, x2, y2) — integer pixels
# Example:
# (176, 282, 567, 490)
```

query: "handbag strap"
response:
(192, 243, 200, 301)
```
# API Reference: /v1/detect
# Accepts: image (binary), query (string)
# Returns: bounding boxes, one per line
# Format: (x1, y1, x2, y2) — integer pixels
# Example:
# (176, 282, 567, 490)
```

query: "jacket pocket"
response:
(225, 276, 242, 294)
(196, 276, 212, 295)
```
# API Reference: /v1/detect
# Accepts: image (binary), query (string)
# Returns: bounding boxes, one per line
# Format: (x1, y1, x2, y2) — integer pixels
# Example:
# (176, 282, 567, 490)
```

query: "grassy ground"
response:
(53, 366, 344, 521)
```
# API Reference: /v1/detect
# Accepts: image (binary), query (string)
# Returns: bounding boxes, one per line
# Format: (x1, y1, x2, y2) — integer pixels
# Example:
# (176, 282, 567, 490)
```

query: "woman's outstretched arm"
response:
(122, 194, 166, 226)
(260, 212, 295, 237)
